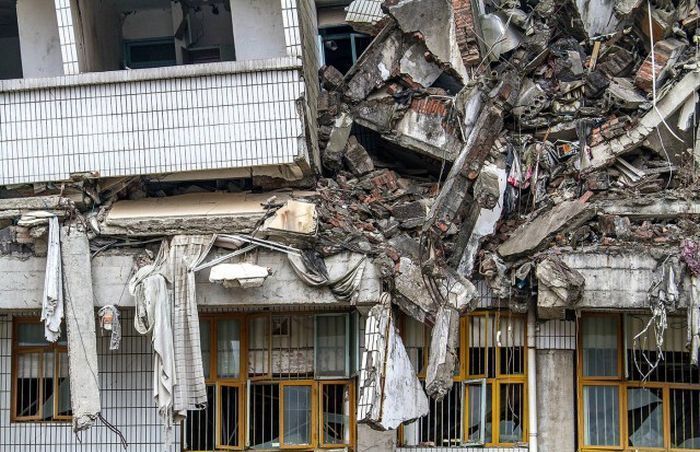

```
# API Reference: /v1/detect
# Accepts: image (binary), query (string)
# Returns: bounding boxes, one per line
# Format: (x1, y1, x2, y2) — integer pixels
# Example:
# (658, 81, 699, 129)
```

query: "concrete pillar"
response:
(229, 0, 287, 60)
(357, 424, 396, 452)
(536, 349, 576, 452)
(16, 0, 63, 77)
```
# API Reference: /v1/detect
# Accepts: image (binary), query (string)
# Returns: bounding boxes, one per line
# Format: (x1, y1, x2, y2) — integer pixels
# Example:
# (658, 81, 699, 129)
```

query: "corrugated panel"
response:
(536, 319, 576, 350)
(0, 66, 305, 185)
(0, 311, 180, 452)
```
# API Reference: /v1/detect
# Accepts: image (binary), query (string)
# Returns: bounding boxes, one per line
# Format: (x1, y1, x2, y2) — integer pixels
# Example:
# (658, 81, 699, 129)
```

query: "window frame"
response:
(185, 312, 355, 452)
(577, 312, 700, 452)
(11, 317, 71, 423)
(398, 311, 528, 448)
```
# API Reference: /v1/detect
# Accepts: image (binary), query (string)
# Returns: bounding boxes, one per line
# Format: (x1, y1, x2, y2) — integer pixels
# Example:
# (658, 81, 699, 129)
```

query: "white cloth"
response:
(41, 216, 63, 342)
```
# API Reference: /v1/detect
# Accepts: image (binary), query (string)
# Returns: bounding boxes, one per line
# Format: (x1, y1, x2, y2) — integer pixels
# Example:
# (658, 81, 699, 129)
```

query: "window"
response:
(319, 26, 372, 74)
(183, 312, 355, 451)
(578, 313, 700, 451)
(398, 312, 527, 447)
(12, 319, 71, 422)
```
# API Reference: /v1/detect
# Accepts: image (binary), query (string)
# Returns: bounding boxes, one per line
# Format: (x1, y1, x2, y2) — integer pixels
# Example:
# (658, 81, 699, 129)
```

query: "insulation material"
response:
(61, 226, 101, 432)
(41, 216, 63, 343)
(358, 297, 429, 431)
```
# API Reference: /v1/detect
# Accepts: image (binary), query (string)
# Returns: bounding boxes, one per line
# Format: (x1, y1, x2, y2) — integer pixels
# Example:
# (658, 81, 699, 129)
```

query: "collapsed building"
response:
(0, 0, 699, 451)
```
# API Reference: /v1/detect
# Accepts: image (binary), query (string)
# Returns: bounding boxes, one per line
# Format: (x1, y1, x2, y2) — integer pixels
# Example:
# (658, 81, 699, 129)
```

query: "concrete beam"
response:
(0, 250, 381, 310)
(537, 247, 691, 318)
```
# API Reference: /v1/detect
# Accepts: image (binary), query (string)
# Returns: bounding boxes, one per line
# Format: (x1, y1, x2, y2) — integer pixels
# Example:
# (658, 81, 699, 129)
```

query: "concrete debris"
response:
(535, 256, 585, 305)
(425, 305, 460, 400)
(209, 263, 271, 288)
(357, 297, 430, 431)
(61, 225, 101, 432)
(345, 0, 387, 35)
(262, 199, 318, 236)
(634, 38, 687, 92)
(41, 216, 63, 343)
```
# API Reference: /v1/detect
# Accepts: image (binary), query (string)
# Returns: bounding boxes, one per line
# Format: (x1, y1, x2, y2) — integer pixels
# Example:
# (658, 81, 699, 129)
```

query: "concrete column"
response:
(16, 0, 63, 77)
(536, 349, 576, 452)
(357, 424, 396, 452)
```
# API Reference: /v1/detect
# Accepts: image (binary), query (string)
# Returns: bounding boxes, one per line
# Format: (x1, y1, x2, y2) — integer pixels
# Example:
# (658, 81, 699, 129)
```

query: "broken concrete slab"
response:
(634, 38, 687, 93)
(425, 305, 460, 400)
(536, 255, 585, 306)
(580, 71, 700, 172)
(595, 194, 700, 219)
(399, 43, 443, 87)
(394, 257, 438, 323)
(343, 136, 375, 176)
(387, 0, 469, 81)
(498, 197, 595, 259)
(357, 300, 429, 431)
(323, 112, 354, 172)
(209, 263, 271, 289)
(262, 199, 318, 236)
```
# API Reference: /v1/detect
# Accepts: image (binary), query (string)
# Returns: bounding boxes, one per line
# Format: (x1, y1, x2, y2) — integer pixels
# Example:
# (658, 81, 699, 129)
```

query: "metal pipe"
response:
(527, 307, 539, 452)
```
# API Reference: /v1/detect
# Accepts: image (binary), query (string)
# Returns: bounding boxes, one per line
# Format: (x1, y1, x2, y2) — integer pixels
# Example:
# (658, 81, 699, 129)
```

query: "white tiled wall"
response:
(0, 65, 305, 185)
(53, 0, 79, 75)
(0, 312, 179, 452)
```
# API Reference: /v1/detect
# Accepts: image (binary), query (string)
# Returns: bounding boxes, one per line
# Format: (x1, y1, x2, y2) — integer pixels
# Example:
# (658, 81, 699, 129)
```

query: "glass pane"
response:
(322, 383, 351, 445)
(582, 316, 618, 377)
(316, 315, 347, 377)
(17, 322, 64, 346)
(248, 317, 270, 377)
(217, 319, 241, 379)
(583, 385, 620, 446)
(283, 386, 312, 445)
(403, 316, 428, 374)
(250, 383, 280, 448)
(627, 387, 663, 448)
(56, 352, 71, 416)
(220, 386, 241, 447)
(15, 352, 40, 417)
(499, 383, 523, 443)
(41, 351, 54, 420)
(185, 385, 216, 451)
(199, 320, 211, 379)
(272, 315, 313, 378)
(403, 381, 463, 447)
(467, 382, 492, 444)
(498, 317, 525, 375)
(670, 389, 700, 449)
(626, 315, 697, 383)
(468, 316, 487, 376)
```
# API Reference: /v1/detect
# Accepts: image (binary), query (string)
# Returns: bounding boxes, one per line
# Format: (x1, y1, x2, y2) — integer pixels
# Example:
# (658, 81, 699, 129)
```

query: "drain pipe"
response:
(527, 307, 538, 452)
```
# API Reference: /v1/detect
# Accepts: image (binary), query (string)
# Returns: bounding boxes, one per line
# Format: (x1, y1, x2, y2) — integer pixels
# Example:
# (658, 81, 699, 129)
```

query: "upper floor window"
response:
(398, 311, 528, 448)
(0, 0, 22, 80)
(11, 319, 71, 422)
(319, 25, 371, 74)
(579, 313, 700, 450)
(183, 312, 356, 451)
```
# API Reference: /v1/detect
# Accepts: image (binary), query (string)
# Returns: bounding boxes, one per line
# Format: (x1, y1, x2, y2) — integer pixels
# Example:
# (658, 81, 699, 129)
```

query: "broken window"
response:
(185, 312, 355, 450)
(11, 319, 71, 422)
(319, 25, 371, 74)
(579, 313, 700, 450)
(399, 311, 527, 447)
(0, 0, 22, 80)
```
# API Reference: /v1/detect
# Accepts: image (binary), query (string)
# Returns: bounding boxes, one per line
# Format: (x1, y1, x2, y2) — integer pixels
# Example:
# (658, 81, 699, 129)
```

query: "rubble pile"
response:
(312, 0, 700, 418)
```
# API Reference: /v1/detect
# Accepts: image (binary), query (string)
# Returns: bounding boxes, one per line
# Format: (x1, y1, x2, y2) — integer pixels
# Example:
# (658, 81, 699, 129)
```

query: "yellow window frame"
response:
(577, 312, 700, 452)
(11, 318, 71, 423)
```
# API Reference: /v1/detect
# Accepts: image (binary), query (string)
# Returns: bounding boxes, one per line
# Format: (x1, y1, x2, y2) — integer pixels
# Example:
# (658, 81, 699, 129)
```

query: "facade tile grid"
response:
(53, 0, 79, 75)
(0, 69, 304, 185)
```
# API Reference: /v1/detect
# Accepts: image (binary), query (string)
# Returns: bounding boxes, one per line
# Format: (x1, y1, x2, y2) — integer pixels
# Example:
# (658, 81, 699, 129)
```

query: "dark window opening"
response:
(250, 383, 280, 448)
(0, 0, 23, 79)
(183, 384, 216, 451)
(319, 25, 371, 74)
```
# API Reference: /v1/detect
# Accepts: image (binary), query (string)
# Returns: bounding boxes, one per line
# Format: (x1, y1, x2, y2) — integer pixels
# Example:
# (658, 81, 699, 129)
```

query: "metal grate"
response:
(0, 311, 180, 452)
(536, 319, 576, 350)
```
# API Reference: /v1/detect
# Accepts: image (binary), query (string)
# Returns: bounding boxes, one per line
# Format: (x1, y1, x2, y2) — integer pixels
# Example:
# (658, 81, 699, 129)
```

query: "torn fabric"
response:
(287, 252, 367, 302)
(41, 216, 63, 342)
(61, 226, 101, 432)
(129, 240, 180, 447)
(166, 235, 215, 418)
(97, 305, 122, 350)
